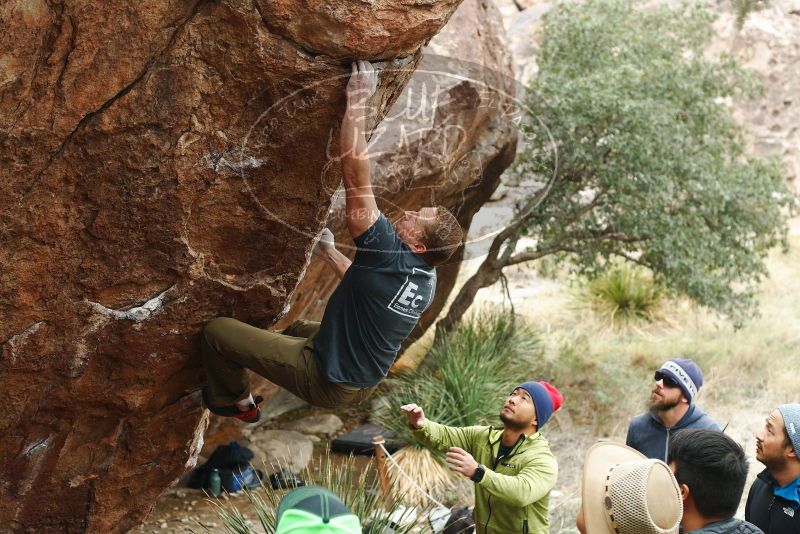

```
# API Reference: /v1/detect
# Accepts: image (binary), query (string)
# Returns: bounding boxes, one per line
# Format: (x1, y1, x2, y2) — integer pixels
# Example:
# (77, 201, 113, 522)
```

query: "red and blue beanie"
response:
(516, 381, 564, 429)
(659, 358, 704, 404)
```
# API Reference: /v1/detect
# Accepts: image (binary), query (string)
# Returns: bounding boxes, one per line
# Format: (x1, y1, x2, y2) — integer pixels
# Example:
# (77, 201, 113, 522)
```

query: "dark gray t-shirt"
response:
(315, 214, 436, 387)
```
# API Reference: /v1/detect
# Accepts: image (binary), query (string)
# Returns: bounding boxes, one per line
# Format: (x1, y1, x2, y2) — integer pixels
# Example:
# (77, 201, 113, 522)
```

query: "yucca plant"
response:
(583, 264, 664, 326)
(372, 309, 543, 506)
(198, 451, 429, 533)
(379, 443, 468, 508)
(376, 308, 542, 441)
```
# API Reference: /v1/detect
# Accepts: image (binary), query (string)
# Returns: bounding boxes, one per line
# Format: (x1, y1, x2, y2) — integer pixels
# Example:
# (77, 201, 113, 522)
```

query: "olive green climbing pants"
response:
(200, 317, 376, 410)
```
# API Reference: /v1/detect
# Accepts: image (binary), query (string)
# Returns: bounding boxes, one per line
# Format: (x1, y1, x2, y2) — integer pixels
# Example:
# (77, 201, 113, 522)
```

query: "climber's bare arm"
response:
(313, 228, 352, 280)
(341, 60, 380, 239)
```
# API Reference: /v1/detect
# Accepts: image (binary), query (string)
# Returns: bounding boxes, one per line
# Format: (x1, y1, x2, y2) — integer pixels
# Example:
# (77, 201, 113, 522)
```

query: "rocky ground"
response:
(134, 396, 374, 534)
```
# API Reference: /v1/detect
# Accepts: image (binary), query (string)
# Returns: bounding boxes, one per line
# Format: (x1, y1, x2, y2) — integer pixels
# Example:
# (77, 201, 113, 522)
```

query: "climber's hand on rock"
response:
(313, 228, 335, 258)
(346, 60, 378, 106)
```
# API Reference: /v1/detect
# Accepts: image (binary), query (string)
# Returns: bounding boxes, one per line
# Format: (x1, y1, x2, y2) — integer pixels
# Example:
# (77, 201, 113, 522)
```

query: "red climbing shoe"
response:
(202, 387, 264, 423)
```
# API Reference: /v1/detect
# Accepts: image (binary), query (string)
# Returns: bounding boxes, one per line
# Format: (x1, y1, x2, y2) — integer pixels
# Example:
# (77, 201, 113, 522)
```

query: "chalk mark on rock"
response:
(84, 286, 175, 323)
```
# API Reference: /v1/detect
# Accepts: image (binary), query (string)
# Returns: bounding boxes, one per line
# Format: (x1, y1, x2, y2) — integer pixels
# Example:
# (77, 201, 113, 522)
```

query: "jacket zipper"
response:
(767, 495, 774, 531)
(485, 495, 492, 534)
(664, 427, 670, 462)
(484, 434, 526, 533)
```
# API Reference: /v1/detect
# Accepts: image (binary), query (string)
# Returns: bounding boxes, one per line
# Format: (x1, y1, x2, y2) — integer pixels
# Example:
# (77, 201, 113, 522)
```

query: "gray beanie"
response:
(778, 404, 800, 455)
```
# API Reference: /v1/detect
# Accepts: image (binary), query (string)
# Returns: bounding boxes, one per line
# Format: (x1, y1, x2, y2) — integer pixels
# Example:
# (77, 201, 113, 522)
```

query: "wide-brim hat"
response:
(582, 441, 682, 534)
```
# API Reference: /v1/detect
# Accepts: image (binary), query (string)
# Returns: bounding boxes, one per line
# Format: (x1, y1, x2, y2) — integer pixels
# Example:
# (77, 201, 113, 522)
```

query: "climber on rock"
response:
(200, 60, 464, 422)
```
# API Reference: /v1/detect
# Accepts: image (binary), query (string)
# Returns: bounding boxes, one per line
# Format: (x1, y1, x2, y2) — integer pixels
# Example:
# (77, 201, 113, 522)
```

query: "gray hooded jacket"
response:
(688, 518, 763, 534)
(626, 404, 721, 461)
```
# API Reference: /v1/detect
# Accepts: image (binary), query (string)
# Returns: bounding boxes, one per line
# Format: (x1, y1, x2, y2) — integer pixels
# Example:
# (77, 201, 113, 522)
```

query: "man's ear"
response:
(412, 242, 426, 254)
(679, 483, 690, 502)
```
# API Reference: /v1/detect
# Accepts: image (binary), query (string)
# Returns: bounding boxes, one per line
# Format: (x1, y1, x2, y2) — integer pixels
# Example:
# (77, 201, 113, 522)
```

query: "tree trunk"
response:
(434, 256, 504, 345)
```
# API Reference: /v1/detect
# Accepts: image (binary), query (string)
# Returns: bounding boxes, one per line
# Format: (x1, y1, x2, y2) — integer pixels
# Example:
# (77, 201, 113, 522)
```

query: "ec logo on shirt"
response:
(388, 269, 434, 318)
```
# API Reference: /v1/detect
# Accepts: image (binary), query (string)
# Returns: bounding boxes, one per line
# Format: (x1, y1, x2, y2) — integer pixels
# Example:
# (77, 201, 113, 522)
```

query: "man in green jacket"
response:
(401, 381, 564, 534)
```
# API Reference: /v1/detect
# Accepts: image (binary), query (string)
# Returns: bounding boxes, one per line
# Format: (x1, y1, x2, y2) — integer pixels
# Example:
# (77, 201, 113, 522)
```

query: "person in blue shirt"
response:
(626, 358, 721, 461)
(746, 404, 800, 533)
(199, 61, 463, 422)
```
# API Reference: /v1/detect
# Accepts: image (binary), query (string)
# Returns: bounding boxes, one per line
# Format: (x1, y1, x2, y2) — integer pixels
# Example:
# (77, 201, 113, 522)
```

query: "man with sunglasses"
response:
(626, 358, 721, 461)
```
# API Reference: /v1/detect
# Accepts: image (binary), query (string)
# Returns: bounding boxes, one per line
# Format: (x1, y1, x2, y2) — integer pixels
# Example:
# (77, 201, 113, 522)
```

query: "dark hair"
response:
(668, 429, 749, 519)
(419, 206, 463, 267)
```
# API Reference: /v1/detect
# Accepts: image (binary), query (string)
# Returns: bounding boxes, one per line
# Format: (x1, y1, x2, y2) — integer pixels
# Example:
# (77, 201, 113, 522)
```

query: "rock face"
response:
(708, 0, 800, 192)
(275, 0, 518, 355)
(257, 0, 463, 60)
(0, 1, 472, 532)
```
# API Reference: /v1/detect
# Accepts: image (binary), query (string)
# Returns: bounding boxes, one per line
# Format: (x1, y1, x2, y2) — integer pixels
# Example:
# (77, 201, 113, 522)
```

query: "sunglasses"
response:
(654, 371, 680, 389)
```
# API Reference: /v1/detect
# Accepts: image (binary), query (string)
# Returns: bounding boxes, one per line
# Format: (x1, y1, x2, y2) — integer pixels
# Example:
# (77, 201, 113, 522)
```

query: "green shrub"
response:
(583, 264, 663, 326)
(374, 308, 543, 445)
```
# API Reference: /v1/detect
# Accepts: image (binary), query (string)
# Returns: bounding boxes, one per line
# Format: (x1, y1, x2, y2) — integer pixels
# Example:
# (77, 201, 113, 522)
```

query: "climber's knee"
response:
(202, 317, 235, 347)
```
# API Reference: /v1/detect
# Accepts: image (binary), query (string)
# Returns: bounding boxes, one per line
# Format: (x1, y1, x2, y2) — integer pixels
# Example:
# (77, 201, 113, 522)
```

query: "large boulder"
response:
(0, 1, 468, 532)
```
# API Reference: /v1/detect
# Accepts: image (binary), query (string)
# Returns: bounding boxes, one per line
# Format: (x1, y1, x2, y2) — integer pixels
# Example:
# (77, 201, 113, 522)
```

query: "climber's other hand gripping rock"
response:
(346, 60, 378, 107)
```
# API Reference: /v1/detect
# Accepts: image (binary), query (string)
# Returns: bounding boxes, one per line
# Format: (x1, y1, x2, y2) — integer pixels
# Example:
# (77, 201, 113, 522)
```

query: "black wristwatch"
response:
(471, 464, 486, 483)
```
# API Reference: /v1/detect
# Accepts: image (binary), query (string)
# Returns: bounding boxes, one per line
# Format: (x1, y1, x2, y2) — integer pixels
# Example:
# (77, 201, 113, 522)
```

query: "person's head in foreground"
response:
(756, 404, 800, 474)
(501, 381, 564, 434)
(275, 486, 361, 534)
(668, 429, 757, 533)
(392, 206, 463, 266)
(577, 441, 683, 534)
(651, 358, 704, 412)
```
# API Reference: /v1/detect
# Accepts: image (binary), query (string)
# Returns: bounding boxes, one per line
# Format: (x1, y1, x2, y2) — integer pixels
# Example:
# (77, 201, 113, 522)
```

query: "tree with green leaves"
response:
(436, 0, 795, 340)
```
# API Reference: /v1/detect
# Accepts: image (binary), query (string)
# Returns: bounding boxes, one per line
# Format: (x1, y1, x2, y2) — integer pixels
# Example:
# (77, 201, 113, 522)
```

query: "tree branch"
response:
(505, 247, 568, 267)
(559, 229, 647, 243)
(610, 250, 652, 269)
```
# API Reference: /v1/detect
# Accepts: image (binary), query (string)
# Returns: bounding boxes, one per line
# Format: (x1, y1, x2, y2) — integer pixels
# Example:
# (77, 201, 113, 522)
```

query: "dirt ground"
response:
(133, 403, 375, 534)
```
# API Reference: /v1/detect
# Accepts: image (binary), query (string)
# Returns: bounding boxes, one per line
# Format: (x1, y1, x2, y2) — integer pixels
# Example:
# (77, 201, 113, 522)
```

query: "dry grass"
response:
(386, 446, 472, 508)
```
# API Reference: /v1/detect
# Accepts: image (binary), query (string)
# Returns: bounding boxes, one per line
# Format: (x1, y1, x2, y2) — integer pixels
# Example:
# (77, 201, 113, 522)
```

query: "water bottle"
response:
(209, 468, 222, 497)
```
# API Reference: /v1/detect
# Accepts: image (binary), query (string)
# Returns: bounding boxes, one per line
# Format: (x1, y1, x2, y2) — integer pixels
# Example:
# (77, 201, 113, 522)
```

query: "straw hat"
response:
(581, 441, 682, 534)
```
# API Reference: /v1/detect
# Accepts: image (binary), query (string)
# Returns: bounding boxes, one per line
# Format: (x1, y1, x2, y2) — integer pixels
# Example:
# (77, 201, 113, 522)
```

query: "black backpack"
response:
(443, 507, 474, 534)
(188, 441, 257, 492)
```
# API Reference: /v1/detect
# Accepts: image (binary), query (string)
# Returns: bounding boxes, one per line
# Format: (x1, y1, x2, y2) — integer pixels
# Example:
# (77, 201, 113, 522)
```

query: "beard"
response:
(757, 446, 789, 471)
(499, 412, 529, 432)
(649, 395, 681, 413)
